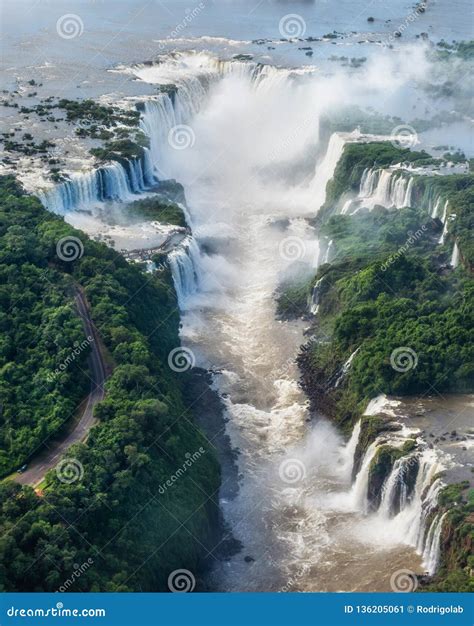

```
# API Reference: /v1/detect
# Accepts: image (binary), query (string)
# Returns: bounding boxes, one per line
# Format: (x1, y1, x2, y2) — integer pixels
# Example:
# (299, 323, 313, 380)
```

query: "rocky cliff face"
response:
(421, 483, 474, 591)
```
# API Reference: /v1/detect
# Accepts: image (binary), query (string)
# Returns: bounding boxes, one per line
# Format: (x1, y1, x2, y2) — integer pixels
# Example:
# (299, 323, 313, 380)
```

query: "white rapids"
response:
(135, 52, 448, 591)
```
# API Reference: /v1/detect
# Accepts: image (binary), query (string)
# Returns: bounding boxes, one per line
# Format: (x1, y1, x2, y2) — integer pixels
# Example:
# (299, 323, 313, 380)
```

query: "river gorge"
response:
(1, 0, 472, 595)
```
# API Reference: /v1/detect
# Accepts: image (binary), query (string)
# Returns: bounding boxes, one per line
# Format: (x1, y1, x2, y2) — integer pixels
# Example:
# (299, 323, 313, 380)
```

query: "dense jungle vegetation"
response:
(0, 176, 220, 591)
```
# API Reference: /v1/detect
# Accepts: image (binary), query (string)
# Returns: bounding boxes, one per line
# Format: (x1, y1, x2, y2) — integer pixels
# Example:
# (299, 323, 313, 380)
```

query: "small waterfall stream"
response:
(310, 276, 324, 315)
(451, 241, 460, 267)
(422, 511, 448, 575)
(340, 420, 361, 480)
(431, 196, 441, 219)
(438, 200, 450, 244)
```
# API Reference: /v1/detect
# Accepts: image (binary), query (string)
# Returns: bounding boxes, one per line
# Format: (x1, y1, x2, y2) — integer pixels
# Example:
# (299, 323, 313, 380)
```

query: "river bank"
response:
(0, 176, 222, 591)
(291, 140, 473, 591)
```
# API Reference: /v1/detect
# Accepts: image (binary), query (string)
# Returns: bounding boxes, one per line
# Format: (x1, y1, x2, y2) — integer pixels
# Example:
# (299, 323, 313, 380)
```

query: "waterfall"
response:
(168, 236, 204, 307)
(373, 171, 412, 209)
(422, 512, 448, 575)
(450, 242, 460, 268)
(340, 420, 361, 480)
(350, 440, 380, 514)
(344, 427, 448, 577)
(402, 176, 413, 208)
(371, 170, 393, 207)
(141, 97, 183, 176)
(360, 167, 378, 197)
(309, 133, 347, 210)
(384, 449, 445, 555)
(343, 168, 413, 214)
(431, 197, 441, 219)
(139, 55, 263, 181)
(142, 147, 155, 186)
(378, 455, 414, 518)
(391, 174, 407, 208)
(122, 50, 457, 587)
(340, 198, 353, 215)
(310, 277, 324, 315)
(334, 346, 360, 388)
(127, 158, 146, 192)
(37, 57, 218, 215)
(37, 77, 211, 216)
(438, 200, 449, 244)
(323, 239, 333, 264)
(37, 160, 147, 214)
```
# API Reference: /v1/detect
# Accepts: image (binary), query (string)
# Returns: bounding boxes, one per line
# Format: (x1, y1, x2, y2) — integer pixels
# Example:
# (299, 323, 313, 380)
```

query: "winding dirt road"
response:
(15, 290, 107, 487)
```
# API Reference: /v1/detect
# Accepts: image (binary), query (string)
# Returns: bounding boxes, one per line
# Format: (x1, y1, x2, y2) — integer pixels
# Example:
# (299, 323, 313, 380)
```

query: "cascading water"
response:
(309, 134, 347, 209)
(349, 439, 380, 514)
(402, 176, 414, 208)
(32, 48, 451, 587)
(360, 167, 378, 197)
(431, 196, 441, 219)
(340, 420, 449, 576)
(439, 200, 449, 244)
(372, 170, 393, 207)
(333, 346, 360, 388)
(167, 236, 204, 305)
(422, 512, 448, 575)
(341, 167, 413, 214)
(323, 239, 334, 264)
(340, 420, 361, 480)
(378, 455, 413, 518)
(114, 51, 449, 590)
(37, 159, 148, 214)
(310, 276, 324, 315)
(451, 241, 460, 267)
